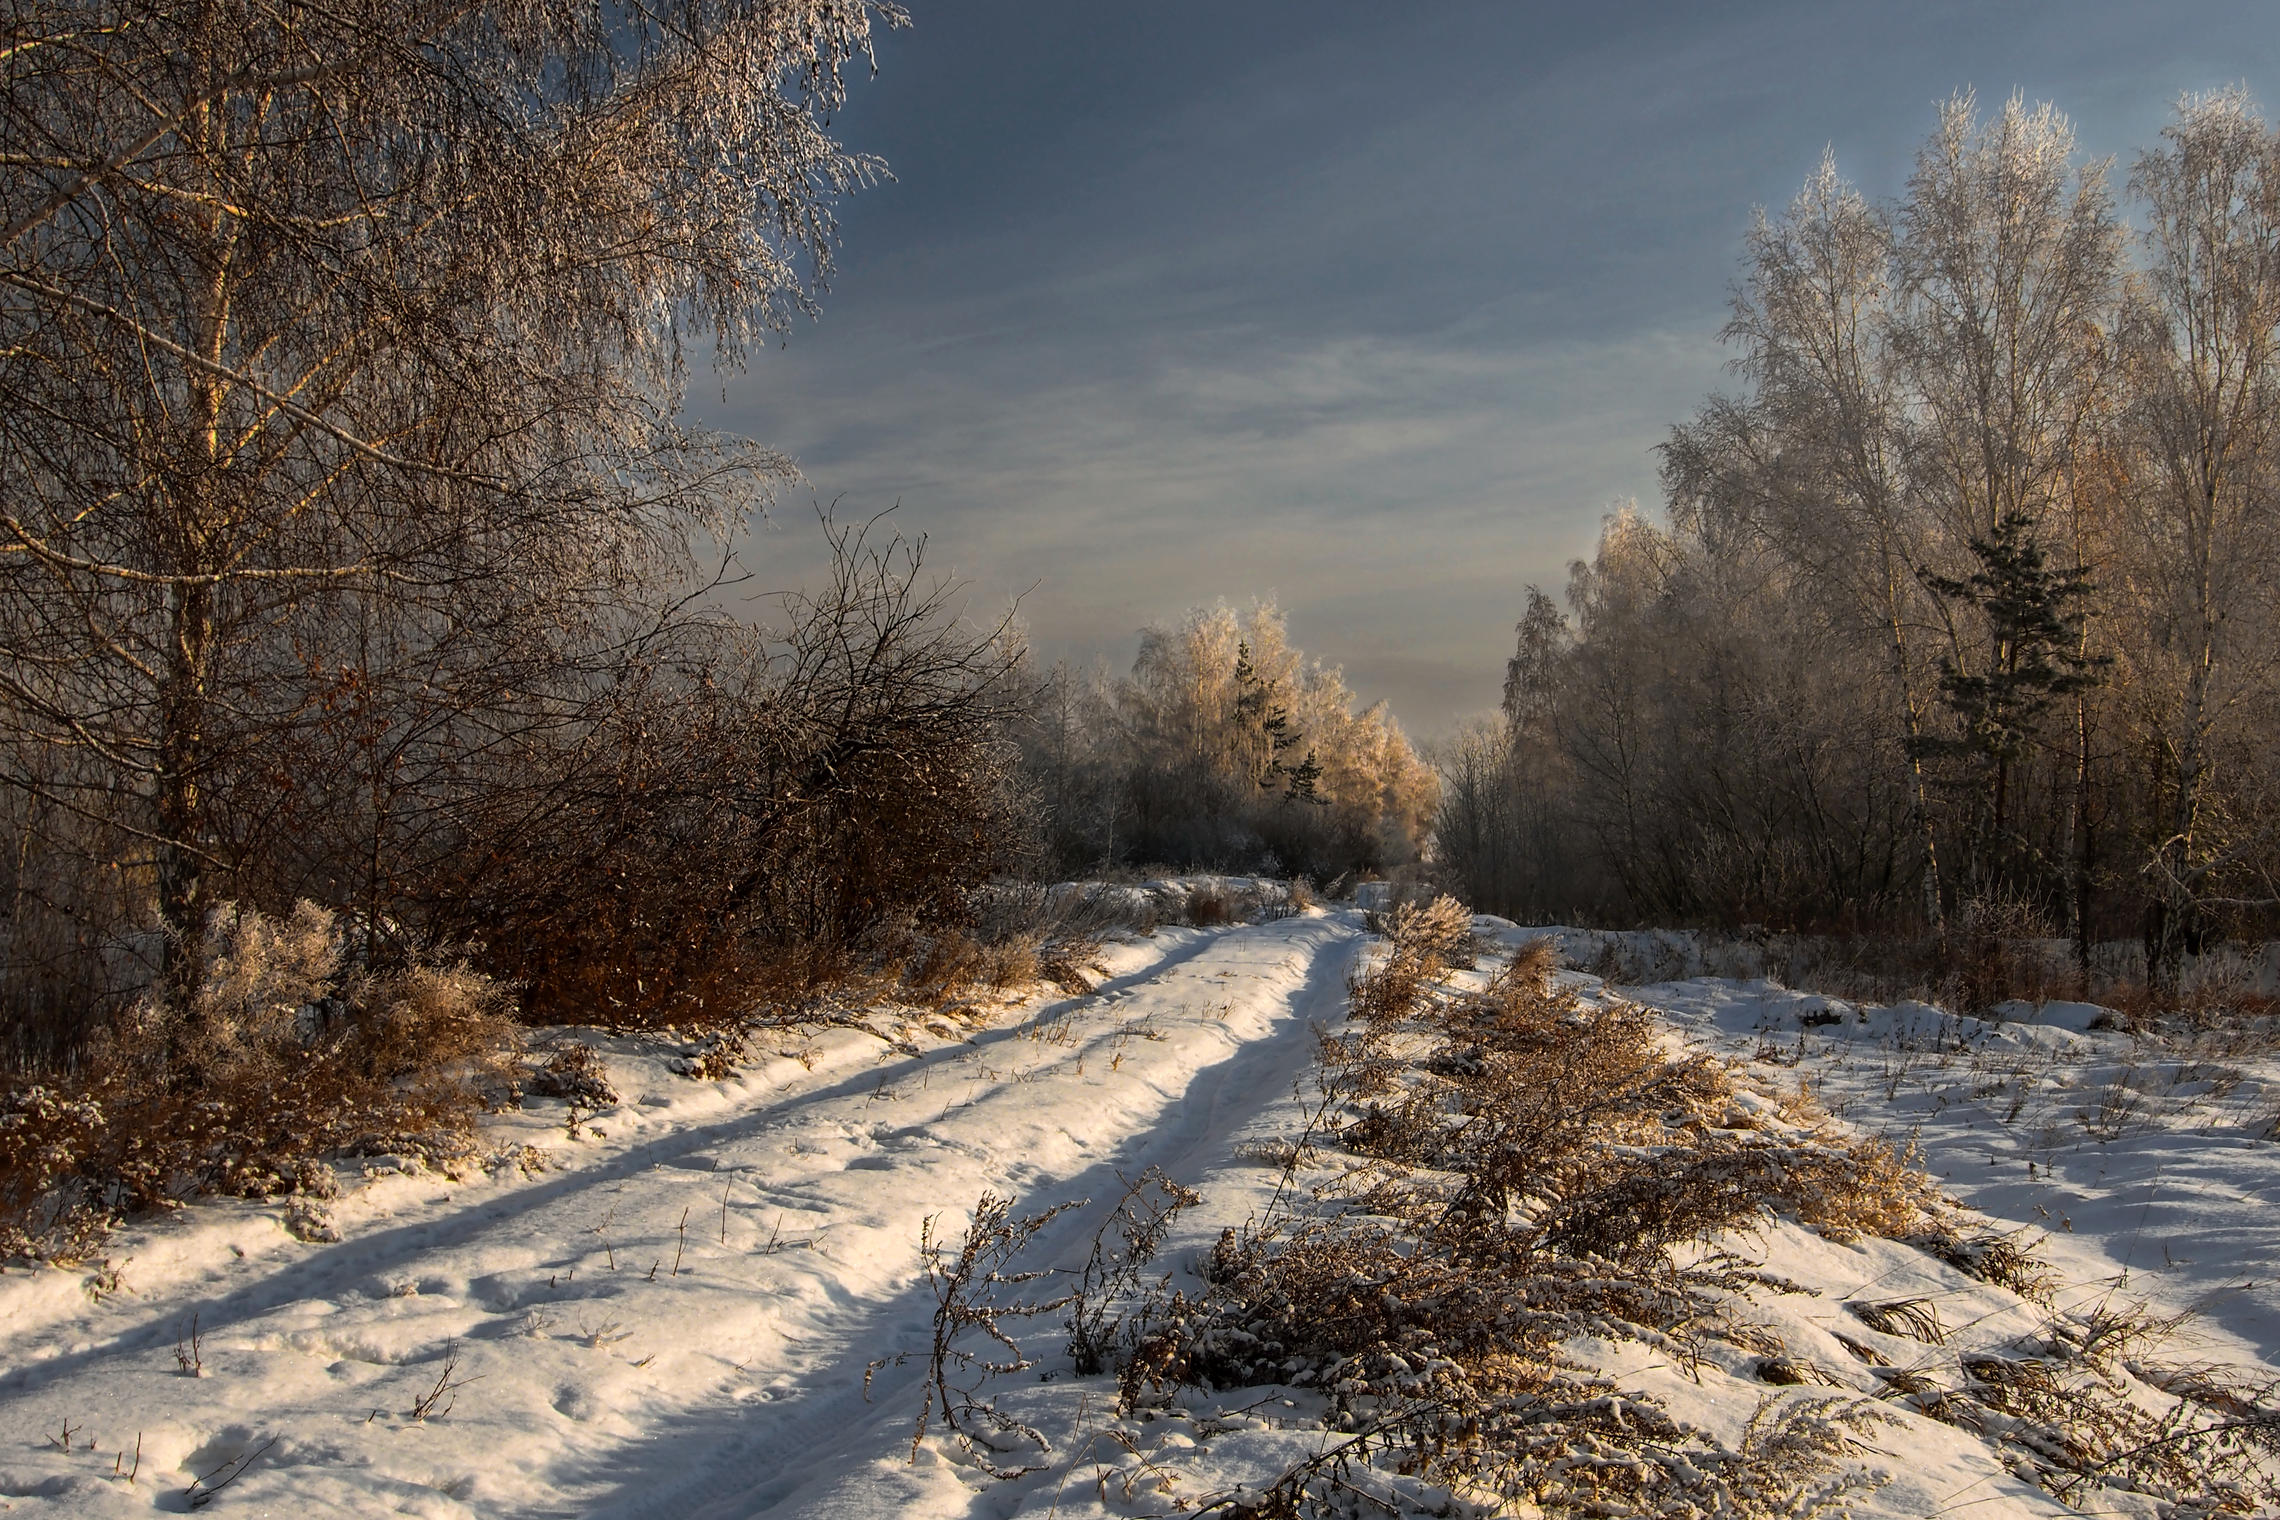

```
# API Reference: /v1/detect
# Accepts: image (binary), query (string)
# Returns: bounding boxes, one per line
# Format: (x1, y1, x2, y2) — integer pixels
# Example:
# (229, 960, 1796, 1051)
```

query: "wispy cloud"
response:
(697, 0, 2280, 733)
(717, 318, 1721, 732)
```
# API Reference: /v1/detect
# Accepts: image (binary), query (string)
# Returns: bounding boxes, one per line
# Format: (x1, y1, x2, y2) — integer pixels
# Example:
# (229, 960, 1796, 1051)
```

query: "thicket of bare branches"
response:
(431, 520, 1036, 1026)
(1443, 90, 2280, 992)
(1021, 604, 1438, 881)
(0, 0, 1052, 1121)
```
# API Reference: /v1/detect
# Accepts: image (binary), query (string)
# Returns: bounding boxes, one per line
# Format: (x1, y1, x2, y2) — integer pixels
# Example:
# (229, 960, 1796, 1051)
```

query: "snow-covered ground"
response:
(3, 908, 2276, 1516)
(1519, 926, 2280, 1376)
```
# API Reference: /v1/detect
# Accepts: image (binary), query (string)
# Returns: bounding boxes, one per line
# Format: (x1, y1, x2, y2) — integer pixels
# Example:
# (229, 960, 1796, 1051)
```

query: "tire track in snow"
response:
(528, 914, 1362, 1520)
(0, 922, 1244, 1401)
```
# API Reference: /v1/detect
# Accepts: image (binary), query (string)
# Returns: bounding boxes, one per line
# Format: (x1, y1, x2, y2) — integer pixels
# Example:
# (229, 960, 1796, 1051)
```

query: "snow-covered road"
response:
(8, 910, 2280, 1518)
(0, 914, 1361, 1517)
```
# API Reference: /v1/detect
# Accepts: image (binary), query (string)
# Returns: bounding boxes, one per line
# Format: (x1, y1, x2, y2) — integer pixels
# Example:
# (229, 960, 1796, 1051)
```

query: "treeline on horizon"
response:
(1436, 90, 2280, 990)
(1020, 604, 1439, 886)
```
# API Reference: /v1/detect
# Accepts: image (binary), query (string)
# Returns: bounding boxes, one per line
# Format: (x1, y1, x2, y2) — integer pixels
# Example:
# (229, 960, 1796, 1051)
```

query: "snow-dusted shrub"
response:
(167, 900, 341, 1083)
(1918, 1322, 2280, 1510)
(1046, 882, 1162, 939)
(1183, 884, 1233, 926)
(890, 1190, 1082, 1478)
(1153, 876, 1302, 927)
(949, 880, 1161, 994)
(902, 929, 1040, 1002)
(527, 1042, 617, 1110)
(1064, 1168, 1198, 1376)
(1110, 906, 1956, 1514)
(1346, 894, 1476, 1027)
(0, 902, 518, 1263)
(1350, 929, 1940, 1254)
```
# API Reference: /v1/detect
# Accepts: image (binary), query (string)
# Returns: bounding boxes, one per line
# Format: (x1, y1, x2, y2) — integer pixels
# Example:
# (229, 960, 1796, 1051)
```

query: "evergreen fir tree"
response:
(1914, 511, 2109, 883)
(1233, 641, 1325, 805)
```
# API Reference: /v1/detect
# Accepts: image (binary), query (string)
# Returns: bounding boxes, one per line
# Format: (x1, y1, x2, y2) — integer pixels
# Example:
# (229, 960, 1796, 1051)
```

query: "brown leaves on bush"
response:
(0, 903, 518, 1263)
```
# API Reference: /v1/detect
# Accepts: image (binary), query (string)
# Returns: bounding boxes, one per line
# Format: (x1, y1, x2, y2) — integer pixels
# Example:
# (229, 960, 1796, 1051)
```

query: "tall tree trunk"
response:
(2151, 478, 2222, 994)
(158, 578, 214, 1007)
(2073, 685, 2094, 980)
(1884, 557, 1946, 936)
(160, 72, 232, 1010)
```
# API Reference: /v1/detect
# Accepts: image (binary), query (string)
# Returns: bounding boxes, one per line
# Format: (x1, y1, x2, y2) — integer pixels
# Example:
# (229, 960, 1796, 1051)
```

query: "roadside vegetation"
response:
(891, 901, 2280, 1516)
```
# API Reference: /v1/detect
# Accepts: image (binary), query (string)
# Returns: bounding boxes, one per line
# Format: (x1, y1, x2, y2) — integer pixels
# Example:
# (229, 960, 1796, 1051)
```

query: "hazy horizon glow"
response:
(702, 0, 2280, 737)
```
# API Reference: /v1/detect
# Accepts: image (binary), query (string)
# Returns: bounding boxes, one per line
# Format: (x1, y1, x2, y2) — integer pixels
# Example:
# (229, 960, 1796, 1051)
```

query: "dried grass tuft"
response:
(1107, 900, 1929, 1515)
(0, 902, 518, 1263)
(1847, 1297, 1946, 1345)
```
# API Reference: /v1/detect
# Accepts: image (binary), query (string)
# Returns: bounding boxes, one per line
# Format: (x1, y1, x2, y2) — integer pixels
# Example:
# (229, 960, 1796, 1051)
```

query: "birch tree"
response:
(2122, 89, 2280, 981)
(0, 0, 896, 1006)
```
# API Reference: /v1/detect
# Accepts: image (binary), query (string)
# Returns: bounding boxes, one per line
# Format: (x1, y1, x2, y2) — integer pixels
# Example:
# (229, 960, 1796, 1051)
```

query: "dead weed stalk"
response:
(876, 1190, 1081, 1478)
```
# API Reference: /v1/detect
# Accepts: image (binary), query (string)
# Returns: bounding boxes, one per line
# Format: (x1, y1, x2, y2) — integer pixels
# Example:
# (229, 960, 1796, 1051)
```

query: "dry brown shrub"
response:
(0, 903, 518, 1263)
(980, 937, 1042, 991)
(1038, 939, 1105, 995)
(1348, 943, 1938, 1257)
(1346, 894, 1477, 1028)
(1185, 886, 1233, 927)
(905, 930, 987, 1001)
(1136, 1212, 1888, 1516)
(900, 928, 1049, 1004)
(1375, 893, 1475, 966)
(1111, 922, 1936, 1514)
(1777, 1134, 1945, 1243)
(861, 882, 1140, 1007)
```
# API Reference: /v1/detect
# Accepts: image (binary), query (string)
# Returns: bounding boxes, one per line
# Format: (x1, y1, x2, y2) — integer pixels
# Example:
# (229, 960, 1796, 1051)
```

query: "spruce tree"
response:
(1915, 511, 2108, 889)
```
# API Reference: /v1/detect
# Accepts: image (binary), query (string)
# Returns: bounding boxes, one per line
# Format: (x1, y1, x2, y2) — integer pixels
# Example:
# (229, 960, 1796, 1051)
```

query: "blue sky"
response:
(707, 1, 2280, 734)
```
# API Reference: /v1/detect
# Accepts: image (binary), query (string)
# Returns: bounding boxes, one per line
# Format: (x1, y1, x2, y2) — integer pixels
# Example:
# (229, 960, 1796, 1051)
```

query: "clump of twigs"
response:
(1065, 1168, 1200, 1376)
(873, 1190, 1080, 1478)
(174, 1311, 205, 1376)
(184, 1436, 276, 1509)
(408, 1342, 480, 1420)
